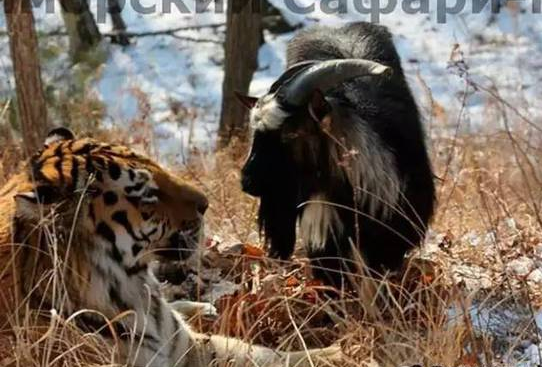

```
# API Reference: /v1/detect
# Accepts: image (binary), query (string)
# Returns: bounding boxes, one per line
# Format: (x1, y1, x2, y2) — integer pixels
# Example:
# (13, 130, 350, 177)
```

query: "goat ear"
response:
(235, 92, 258, 109)
(308, 89, 331, 122)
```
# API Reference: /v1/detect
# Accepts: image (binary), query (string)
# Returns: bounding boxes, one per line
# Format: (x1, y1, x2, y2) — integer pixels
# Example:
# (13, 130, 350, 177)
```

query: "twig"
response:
(438, 79, 468, 213)
(0, 99, 11, 122)
(470, 80, 542, 134)
(0, 23, 226, 43)
(105, 22, 225, 38)
(496, 89, 542, 228)
(169, 34, 222, 44)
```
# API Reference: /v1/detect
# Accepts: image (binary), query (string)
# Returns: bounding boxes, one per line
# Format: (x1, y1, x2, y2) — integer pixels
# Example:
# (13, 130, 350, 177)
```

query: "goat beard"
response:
(258, 184, 298, 260)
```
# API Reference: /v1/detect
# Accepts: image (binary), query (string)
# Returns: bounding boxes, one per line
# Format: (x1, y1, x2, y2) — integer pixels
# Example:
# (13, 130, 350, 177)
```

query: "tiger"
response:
(0, 127, 340, 367)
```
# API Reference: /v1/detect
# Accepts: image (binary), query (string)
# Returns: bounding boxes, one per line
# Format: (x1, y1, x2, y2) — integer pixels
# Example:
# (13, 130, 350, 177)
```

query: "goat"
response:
(237, 22, 436, 287)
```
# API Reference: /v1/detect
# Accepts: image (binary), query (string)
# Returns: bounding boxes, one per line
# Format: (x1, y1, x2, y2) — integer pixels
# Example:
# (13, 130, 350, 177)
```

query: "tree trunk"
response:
(107, 0, 130, 46)
(4, 0, 50, 157)
(262, 1, 301, 35)
(218, 0, 262, 148)
(59, 0, 102, 62)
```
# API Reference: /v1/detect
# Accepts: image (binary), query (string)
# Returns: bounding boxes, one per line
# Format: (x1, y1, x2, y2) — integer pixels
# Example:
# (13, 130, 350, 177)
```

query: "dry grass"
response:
(0, 239, 119, 367)
(169, 132, 541, 367)
(0, 59, 541, 366)
(162, 62, 542, 365)
(0, 133, 540, 366)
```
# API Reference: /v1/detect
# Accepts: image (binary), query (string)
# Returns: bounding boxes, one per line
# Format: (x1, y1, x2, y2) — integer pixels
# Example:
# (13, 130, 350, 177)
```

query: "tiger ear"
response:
(15, 191, 38, 204)
(15, 186, 62, 205)
(14, 191, 41, 219)
(45, 127, 75, 146)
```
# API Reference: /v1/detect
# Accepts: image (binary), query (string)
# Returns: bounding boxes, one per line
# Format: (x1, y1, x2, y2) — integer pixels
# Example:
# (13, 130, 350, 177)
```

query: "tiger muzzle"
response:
(159, 224, 203, 261)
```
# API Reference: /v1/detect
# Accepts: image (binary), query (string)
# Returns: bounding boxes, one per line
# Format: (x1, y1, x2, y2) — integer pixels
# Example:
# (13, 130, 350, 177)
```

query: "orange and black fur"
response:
(0, 128, 340, 367)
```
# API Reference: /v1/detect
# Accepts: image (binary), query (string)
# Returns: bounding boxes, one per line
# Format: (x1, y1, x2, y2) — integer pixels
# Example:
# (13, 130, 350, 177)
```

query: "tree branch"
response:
(110, 22, 225, 38)
(0, 23, 226, 43)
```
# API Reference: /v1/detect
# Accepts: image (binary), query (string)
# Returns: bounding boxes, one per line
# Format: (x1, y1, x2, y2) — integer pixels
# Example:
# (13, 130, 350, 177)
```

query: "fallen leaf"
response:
(242, 244, 265, 258)
(286, 276, 300, 287)
(421, 274, 434, 284)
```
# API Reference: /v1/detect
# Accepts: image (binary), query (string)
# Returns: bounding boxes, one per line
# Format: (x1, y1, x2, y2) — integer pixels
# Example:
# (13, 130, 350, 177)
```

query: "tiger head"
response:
(12, 128, 208, 274)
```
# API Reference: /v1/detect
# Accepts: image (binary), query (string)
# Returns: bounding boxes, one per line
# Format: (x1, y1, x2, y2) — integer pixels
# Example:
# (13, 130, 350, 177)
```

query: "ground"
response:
(0, 1, 542, 366)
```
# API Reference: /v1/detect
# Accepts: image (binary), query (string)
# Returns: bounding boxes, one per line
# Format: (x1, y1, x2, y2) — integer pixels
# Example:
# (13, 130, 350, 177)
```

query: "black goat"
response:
(237, 22, 436, 287)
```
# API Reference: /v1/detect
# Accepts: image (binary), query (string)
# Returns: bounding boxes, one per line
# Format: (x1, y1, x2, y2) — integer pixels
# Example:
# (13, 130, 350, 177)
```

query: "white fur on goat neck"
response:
(299, 194, 344, 249)
(250, 94, 289, 131)
(328, 110, 402, 220)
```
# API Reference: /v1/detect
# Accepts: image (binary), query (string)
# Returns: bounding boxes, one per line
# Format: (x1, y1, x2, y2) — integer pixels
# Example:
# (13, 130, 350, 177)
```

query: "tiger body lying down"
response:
(0, 128, 340, 367)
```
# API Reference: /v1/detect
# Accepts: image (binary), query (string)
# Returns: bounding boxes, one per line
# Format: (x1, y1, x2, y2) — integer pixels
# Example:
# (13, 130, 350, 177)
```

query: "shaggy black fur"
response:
(241, 22, 436, 287)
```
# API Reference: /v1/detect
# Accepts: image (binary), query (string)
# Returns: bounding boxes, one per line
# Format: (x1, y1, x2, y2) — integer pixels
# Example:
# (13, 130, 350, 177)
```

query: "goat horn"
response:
(280, 59, 392, 107)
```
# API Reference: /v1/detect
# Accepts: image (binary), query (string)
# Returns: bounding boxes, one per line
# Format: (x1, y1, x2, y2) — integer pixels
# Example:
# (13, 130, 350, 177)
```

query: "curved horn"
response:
(269, 60, 318, 93)
(281, 59, 392, 107)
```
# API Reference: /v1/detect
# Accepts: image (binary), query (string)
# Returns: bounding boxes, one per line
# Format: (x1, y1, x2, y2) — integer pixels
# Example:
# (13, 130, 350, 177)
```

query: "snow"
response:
(528, 268, 542, 283)
(88, 0, 228, 162)
(451, 263, 494, 289)
(530, 312, 542, 367)
(201, 279, 240, 303)
(522, 344, 542, 367)
(446, 301, 542, 367)
(507, 256, 536, 277)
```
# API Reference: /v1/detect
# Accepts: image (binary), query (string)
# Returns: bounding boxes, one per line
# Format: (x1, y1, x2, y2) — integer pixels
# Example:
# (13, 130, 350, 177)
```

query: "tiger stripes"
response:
(0, 128, 340, 367)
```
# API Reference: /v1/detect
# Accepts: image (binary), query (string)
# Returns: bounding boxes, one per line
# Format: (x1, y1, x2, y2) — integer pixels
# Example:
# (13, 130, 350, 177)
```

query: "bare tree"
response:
(60, 0, 132, 62)
(59, 0, 102, 62)
(218, 0, 262, 148)
(262, 1, 300, 35)
(4, 0, 50, 156)
(107, 0, 130, 46)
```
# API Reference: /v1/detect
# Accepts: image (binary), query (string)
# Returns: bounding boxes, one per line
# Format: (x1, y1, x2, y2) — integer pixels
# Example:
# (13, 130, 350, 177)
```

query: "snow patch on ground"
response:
(201, 279, 240, 303)
(507, 256, 536, 277)
(447, 301, 542, 366)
